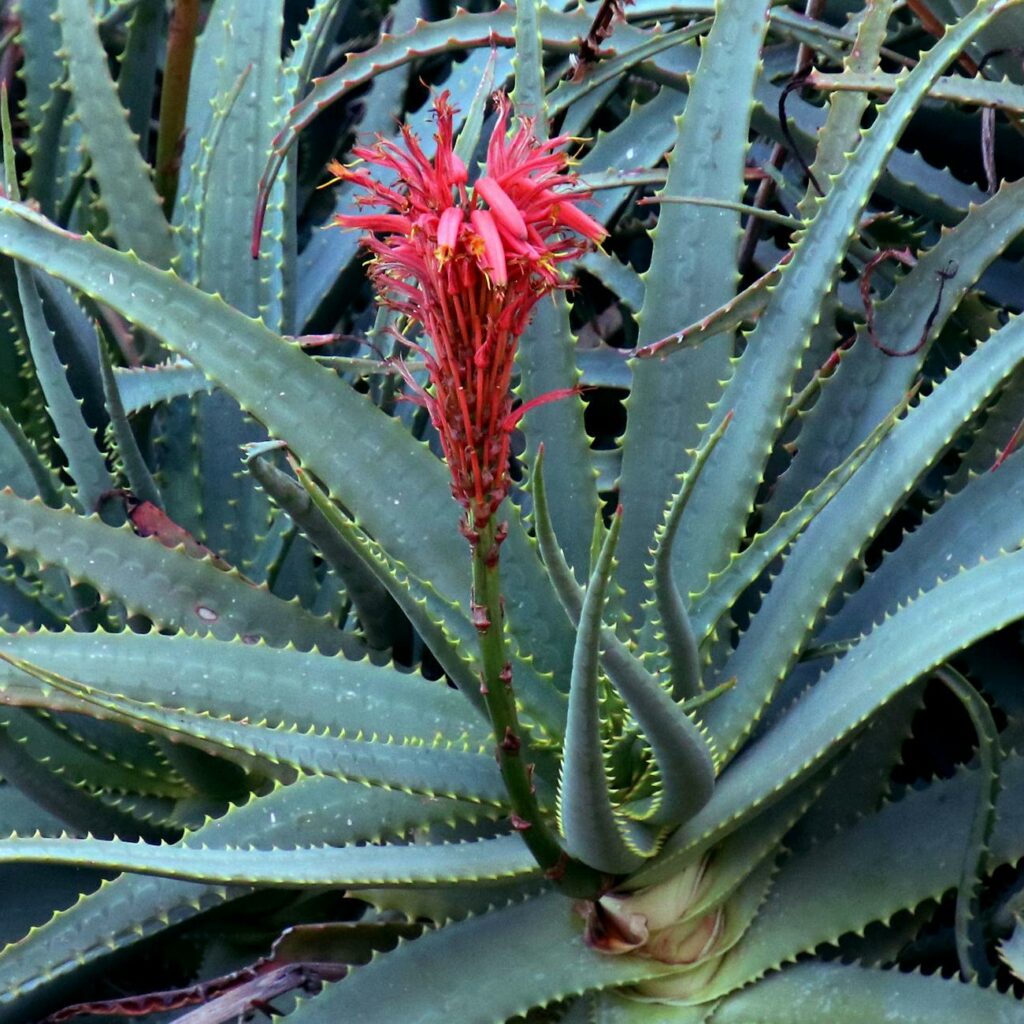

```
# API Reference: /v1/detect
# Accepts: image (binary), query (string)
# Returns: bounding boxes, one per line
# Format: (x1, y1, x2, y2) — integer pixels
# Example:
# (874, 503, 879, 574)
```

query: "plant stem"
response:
(155, 0, 200, 217)
(470, 515, 604, 898)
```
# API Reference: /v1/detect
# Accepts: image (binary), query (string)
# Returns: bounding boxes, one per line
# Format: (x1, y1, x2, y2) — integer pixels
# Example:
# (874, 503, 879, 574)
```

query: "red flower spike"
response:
(331, 91, 606, 527)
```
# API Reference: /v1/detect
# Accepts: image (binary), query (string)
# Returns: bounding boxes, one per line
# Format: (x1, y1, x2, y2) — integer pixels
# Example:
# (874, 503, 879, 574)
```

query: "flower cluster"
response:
(329, 92, 605, 530)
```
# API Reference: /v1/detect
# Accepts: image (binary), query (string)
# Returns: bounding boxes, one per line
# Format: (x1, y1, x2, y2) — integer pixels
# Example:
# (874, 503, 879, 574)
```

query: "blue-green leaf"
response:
(635, 546, 1024, 887)
(709, 963, 1024, 1024)
(0, 833, 538, 889)
(0, 630, 487, 749)
(55, 0, 174, 267)
(0, 777, 491, 1013)
(0, 490, 354, 654)
(615, 1, 771, 619)
(560, 509, 650, 874)
(671, 0, 1022, 605)
(286, 892, 676, 1024)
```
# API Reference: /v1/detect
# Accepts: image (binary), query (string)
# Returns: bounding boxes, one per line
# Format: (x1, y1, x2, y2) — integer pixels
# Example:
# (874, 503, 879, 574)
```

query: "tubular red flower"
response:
(470, 208, 508, 287)
(329, 91, 604, 526)
(435, 206, 464, 265)
(474, 176, 529, 241)
(332, 213, 412, 234)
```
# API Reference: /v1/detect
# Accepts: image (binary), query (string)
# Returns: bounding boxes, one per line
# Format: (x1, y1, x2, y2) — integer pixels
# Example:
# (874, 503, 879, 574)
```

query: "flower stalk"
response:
(471, 516, 604, 896)
(330, 91, 607, 893)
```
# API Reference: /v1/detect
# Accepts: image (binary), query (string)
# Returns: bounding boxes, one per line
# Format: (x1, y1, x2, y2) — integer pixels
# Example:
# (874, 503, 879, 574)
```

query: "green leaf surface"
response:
(668, 0, 1022, 607)
(548, 20, 710, 125)
(284, 0, 351, 96)
(1, 652, 508, 804)
(615, 1, 770, 618)
(577, 252, 644, 312)
(0, 833, 539, 888)
(561, 511, 649, 873)
(97, 337, 161, 507)
(771, 175, 1024, 520)
(591, 993, 713, 1024)
(113, 362, 211, 413)
(286, 892, 676, 1024)
(634, 547, 1024, 887)
(629, 253, 783, 361)
(177, 0, 286, 323)
(517, 293, 598, 583)
(823, 449, 1024, 646)
(648, 416, 731, 698)
(453, 49, 498, 168)
(55, 0, 174, 268)
(16, 0, 65, 216)
(579, 83, 689, 228)
(709, 307, 1024, 757)
(796, 0, 895, 221)
(709, 963, 1024, 1024)
(511, 0, 545, 126)
(936, 667, 1001, 982)
(1, 102, 113, 515)
(11, 263, 112, 514)
(752, 65, 984, 229)
(809, 68, 1024, 114)
(691, 394, 906, 641)
(0, 490, 354, 654)
(0, 401, 62, 505)
(532, 451, 716, 800)
(0, 710, 166, 839)
(294, 0, 426, 329)
(0, 704, 183, 800)
(0, 630, 487, 748)
(115, 0, 163, 148)
(709, 750, 1024, 994)
(294, 468, 497, 721)
(248, 455, 402, 651)
(0, 777, 490, 1012)
(16, 0, 61, 145)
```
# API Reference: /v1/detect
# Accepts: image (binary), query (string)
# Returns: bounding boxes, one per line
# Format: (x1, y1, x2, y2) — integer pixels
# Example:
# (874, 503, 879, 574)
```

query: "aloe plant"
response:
(2, 0, 1024, 1020)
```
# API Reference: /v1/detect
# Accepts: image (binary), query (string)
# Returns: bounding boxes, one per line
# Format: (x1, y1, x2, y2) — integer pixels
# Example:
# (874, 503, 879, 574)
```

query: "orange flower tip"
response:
(559, 200, 607, 242)
(318, 159, 353, 189)
(470, 209, 508, 287)
(474, 176, 529, 241)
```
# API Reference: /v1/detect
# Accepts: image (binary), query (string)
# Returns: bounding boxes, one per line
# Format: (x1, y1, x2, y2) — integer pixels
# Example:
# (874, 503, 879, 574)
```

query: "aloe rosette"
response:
(0, 0, 1023, 1022)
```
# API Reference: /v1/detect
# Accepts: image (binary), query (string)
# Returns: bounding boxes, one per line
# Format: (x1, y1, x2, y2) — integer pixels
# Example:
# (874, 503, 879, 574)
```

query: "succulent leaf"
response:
(640, 548, 1024, 886)
(616, 1, 770, 619)
(0, 833, 540, 890)
(560, 508, 652, 873)
(54, 0, 174, 268)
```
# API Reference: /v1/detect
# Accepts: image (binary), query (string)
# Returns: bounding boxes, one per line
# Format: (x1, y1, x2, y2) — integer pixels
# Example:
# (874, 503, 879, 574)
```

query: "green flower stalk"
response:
(330, 92, 607, 890)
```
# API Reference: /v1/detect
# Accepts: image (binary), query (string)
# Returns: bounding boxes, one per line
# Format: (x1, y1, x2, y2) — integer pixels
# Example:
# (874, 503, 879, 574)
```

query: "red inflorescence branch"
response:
(328, 91, 606, 530)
